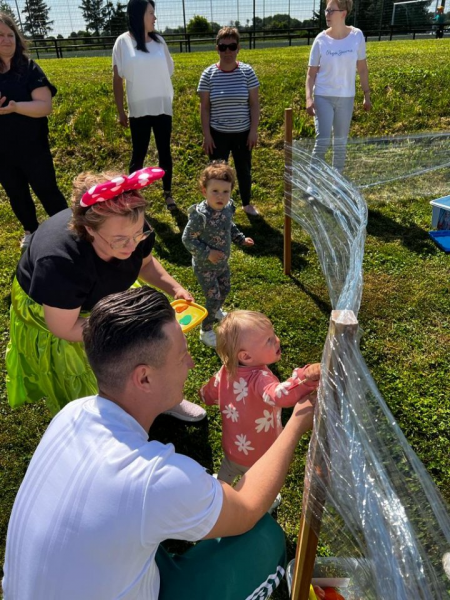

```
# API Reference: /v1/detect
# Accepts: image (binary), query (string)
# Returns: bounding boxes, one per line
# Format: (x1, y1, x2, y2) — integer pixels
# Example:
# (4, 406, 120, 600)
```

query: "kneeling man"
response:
(3, 286, 315, 600)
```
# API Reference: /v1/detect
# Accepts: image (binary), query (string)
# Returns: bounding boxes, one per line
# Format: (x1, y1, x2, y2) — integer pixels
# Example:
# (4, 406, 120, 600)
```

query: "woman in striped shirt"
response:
(198, 27, 260, 216)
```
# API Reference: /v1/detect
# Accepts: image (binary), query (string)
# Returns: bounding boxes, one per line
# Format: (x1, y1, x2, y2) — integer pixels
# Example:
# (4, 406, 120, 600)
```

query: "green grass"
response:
(1, 40, 450, 598)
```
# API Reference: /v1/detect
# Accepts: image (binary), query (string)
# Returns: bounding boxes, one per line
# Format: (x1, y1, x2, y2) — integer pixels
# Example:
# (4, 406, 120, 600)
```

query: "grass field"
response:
(1, 39, 450, 598)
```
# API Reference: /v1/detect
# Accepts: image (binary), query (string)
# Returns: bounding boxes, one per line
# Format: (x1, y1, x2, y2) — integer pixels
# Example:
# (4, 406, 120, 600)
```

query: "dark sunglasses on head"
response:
(218, 42, 238, 52)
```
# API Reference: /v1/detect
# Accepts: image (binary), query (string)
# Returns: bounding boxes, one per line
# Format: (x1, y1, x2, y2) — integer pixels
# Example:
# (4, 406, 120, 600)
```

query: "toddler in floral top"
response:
(200, 310, 320, 487)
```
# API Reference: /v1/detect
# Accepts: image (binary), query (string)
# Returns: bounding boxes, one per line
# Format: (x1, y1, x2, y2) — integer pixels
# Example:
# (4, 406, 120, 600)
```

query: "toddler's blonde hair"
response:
(216, 310, 273, 379)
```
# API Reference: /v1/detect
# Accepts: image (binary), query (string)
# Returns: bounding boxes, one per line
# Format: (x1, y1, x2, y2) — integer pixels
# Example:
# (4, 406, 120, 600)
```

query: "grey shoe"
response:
(200, 328, 217, 348)
(164, 399, 206, 422)
(215, 308, 228, 321)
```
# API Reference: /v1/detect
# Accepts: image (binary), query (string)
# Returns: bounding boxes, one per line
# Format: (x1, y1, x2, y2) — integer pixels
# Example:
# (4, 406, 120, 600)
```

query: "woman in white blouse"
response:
(113, 0, 177, 210)
(305, 0, 371, 173)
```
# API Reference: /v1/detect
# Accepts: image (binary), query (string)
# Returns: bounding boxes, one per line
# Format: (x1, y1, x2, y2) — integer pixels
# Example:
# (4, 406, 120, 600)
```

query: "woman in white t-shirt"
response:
(305, 0, 371, 173)
(113, 0, 177, 210)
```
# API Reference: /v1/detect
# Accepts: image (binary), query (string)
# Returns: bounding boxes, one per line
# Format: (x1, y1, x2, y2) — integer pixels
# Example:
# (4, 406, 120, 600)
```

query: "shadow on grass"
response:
(287, 274, 332, 317)
(241, 213, 309, 266)
(147, 209, 192, 267)
(148, 412, 213, 471)
(148, 210, 310, 268)
(367, 209, 436, 254)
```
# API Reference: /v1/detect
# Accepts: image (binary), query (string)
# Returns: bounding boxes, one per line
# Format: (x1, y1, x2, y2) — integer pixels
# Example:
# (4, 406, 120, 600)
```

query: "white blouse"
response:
(112, 32, 174, 118)
(308, 27, 366, 98)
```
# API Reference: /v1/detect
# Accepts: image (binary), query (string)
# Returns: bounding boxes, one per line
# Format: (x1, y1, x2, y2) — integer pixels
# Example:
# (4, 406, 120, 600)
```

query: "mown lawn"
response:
(1, 39, 449, 598)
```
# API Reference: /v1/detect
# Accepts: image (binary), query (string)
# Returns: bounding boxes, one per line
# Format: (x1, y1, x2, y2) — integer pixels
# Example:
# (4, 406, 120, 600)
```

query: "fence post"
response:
(284, 108, 293, 276)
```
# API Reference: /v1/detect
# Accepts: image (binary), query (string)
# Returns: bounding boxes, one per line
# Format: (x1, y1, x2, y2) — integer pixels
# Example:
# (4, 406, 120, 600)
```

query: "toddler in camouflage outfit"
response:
(182, 161, 254, 347)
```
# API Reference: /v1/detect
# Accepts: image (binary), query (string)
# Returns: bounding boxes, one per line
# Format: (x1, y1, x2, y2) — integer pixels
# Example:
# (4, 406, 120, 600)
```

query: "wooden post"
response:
(284, 108, 293, 275)
(291, 310, 359, 600)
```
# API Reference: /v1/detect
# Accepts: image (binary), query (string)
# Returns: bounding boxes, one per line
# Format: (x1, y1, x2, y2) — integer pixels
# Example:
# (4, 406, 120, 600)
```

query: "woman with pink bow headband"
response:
(6, 167, 206, 422)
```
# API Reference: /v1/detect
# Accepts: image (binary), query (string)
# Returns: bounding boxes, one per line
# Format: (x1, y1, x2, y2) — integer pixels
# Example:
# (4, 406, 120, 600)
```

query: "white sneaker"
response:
(20, 231, 32, 249)
(215, 308, 228, 321)
(268, 493, 282, 514)
(200, 328, 217, 348)
(243, 204, 259, 215)
(163, 399, 206, 422)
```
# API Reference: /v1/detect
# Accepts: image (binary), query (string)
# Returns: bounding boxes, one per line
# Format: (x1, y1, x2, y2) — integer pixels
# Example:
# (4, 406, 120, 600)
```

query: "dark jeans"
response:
(129, 114, 172, 192)
(209, 128, 252, 206)
(0, 140, 67, 233)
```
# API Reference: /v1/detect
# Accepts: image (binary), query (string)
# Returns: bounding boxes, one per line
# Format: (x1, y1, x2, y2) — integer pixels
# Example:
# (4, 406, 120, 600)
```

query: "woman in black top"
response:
(6, 167, 206, 422)
(0, 13, 67, 248)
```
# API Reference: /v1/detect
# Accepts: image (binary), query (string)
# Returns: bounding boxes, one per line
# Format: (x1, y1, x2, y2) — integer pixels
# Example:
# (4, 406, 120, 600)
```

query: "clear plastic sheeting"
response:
(285, 144, 450, 599)
(293, 132, 450, 189)
(285, 145, 367, 313)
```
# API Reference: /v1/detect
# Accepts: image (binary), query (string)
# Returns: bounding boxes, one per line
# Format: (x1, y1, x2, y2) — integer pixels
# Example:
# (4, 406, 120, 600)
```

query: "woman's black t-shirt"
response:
(16, 209, 155, 311)
(0, 59, 57, 150)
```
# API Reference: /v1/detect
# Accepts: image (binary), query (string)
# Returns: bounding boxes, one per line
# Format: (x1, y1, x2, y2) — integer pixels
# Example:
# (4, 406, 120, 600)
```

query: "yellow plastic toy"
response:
(171, 299, 208, 333)
(309, 585, 318, 600)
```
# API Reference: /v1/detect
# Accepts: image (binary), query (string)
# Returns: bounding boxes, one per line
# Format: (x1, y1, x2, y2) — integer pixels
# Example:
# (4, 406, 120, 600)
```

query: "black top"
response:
(0, 59, 57, 151)
(17, 208, 155, 311)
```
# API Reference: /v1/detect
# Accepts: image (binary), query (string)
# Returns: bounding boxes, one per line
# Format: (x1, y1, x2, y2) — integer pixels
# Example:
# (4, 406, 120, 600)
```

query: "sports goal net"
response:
(391, 0, 434, 29)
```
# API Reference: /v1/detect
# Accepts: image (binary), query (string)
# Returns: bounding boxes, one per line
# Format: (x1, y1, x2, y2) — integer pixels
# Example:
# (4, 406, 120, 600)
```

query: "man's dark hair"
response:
(127, 0, 161, 51)
(83, 286, 175, 391)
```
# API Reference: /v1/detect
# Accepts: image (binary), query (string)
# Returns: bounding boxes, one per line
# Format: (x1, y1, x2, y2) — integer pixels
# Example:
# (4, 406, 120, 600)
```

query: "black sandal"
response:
(163, 192, 177, 212)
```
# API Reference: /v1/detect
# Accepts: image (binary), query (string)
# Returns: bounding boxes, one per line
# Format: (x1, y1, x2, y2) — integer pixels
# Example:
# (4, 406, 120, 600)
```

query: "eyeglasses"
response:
(95, 219, 154, 250)
(218, 42, 238, 52)
(325, 8, 345, 14)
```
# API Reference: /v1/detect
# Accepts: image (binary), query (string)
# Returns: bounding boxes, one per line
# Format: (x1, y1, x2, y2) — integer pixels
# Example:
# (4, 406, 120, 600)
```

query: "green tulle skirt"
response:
(6, 278, 98, 416)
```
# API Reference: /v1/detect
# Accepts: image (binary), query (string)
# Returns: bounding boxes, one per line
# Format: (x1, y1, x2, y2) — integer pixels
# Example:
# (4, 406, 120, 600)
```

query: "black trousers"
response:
(209, 128, 252, 206)
(129, 114, 173, 192)
(0, 139, 67, 233)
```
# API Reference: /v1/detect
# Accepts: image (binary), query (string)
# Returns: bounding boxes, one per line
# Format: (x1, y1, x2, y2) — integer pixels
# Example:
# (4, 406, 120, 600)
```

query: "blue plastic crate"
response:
(429, 230, 450, 253)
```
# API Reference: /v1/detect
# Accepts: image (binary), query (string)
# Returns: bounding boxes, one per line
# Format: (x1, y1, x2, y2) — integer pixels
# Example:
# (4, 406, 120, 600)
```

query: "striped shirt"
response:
(198, 62, 259, 133)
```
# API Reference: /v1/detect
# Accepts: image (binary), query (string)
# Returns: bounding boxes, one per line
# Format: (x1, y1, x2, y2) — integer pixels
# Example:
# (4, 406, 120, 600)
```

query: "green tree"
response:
(22, 0, 53, 38)
(79, 0, 108, 35)
(0, 0, 15, 19)
(103, 1, 127, 36)
(186, 15, 211, 35)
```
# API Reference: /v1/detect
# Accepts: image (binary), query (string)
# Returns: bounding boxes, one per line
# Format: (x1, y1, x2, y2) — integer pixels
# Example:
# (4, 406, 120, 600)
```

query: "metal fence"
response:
(1, 0, 447, 58)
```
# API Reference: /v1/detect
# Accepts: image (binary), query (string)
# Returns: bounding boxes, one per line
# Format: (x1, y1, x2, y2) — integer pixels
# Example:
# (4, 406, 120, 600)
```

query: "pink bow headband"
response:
(80, 167, 165, 208)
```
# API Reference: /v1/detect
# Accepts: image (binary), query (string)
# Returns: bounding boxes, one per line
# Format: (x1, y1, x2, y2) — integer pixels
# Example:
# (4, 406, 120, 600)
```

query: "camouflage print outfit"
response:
(182, 199, 246, 331)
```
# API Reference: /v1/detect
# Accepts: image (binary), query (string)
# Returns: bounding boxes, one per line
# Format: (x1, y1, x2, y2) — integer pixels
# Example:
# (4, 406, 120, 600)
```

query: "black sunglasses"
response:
(218, 42, 238, 52)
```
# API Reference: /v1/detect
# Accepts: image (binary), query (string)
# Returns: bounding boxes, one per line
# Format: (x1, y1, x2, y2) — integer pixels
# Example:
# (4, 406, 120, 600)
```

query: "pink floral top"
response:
(200, 364, 319, 467)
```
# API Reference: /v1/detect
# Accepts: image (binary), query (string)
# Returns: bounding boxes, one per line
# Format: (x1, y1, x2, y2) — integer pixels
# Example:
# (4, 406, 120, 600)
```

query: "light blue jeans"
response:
(313, 95, 355, 173)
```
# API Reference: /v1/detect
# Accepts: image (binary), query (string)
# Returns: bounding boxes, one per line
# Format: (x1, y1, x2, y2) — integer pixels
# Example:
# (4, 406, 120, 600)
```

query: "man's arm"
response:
(203, 398, 314, 538)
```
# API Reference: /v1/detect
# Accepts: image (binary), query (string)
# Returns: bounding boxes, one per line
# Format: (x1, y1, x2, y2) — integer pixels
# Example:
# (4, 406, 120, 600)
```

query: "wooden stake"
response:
(291, 310, 359, 600)
(284, 108, 293, 275)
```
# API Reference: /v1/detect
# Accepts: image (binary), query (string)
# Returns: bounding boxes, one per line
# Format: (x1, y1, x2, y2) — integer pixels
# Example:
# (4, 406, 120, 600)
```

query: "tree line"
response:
(0, 0, 445, 40)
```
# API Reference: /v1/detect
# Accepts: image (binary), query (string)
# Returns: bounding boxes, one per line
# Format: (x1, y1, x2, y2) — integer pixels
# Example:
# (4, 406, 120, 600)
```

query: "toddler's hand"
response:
(208, 249, 225, 264)
(243, 237, 254, 246)
(304, 363, 321, 381)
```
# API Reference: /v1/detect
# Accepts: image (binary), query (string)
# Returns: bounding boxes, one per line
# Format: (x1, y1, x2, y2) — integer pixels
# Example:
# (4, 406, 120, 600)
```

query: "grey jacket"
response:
(182, 200, 246, 270)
